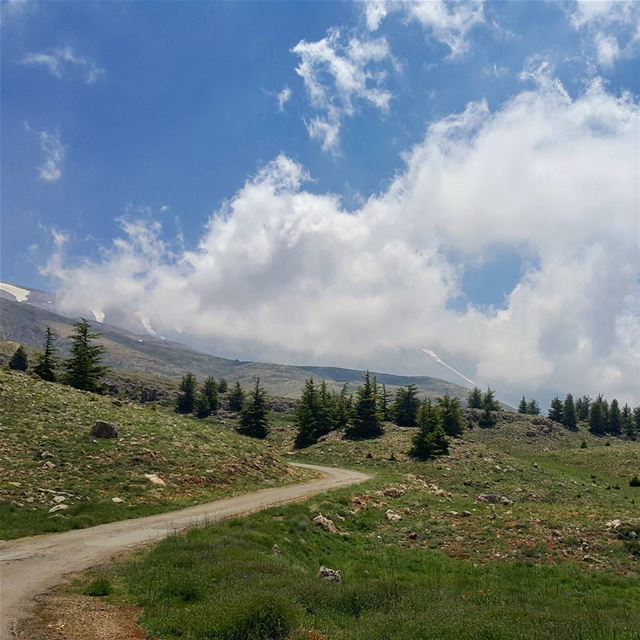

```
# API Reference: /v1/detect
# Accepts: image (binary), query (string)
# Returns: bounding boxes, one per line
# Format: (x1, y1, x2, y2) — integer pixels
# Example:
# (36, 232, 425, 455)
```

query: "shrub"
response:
(222, 594, 298, 640)
(83, 576, 113, 597)
(630, 475, 640, 488)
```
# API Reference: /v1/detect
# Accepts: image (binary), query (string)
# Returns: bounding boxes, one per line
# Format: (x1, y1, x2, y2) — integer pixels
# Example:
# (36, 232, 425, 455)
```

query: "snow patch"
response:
(0, 282, 30, 302)
(135, 311, 157, 335)
(91, 309, 105, 323)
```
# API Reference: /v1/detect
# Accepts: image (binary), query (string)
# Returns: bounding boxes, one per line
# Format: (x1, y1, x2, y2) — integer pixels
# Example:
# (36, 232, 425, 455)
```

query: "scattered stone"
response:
(52, 496, 66, 504)
(317, 565, 342, 583)
(313, 513, 338, 534)
(605, 519, 622, 531)
(91, 420, 119, 439)
(386, 509, 402, 522)
(144, 473, 166, 487)
(43, 461, 56, 470)
(477, 494, 513, 506)
(462, 510, 473, 517)
(407, 531, 419, 540)
(382, 486, 405, 498)
(271, 544, 281, 556)
(112, 497, 125, 503)
(38, 450, 54, 459)
(48, 504, 68, 513)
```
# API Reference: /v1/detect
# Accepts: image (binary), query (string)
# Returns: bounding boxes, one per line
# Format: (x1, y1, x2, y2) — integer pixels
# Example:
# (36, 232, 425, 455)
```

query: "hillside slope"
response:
(0, 297, 467, 399)
(0, 371, 303, 539)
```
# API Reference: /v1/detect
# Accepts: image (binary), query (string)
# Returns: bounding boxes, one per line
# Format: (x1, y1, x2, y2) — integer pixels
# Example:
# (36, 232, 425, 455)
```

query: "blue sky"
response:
(1, 1, 639, 404)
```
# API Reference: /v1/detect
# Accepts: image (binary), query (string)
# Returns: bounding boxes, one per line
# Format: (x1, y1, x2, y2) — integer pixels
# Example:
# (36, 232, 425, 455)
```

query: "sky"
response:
(1, 0, 639, 406)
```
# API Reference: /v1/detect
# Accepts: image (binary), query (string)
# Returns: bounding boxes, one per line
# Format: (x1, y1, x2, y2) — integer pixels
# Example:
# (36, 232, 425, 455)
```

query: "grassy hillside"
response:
(0, 298, 468, 400)
(0, 371, 305, 539)
(51, 411, 640, 640)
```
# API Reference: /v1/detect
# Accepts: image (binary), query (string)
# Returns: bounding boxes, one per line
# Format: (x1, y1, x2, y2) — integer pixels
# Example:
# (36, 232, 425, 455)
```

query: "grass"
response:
(0, 370, 308, 539)
(74, 410, 640, 639)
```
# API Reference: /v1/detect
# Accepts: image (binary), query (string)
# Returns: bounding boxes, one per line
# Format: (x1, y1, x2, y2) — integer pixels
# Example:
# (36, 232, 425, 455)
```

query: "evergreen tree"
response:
(331, 384, 352, 430)
(548, 396, 564, 423)
(576, 395, 591, 421)
(562, 393, 577, 430)
(194, 388, 211, 419)
(437, 395, 465, 437)
(217, 378, 228, 394)
(589, 395, 607, 436)
(9, 345, 29, 372)
(315, 380, 335, 437)
(518, 396, 528, 414)
(345, 371, 383, 440)
(410, 400, 449, 459)
(527, 399, 541, 415)
(33, 327, 57, 381)
(621, 403, 634, 438)
(378, 383, 392, 421)
(632, 407, 640, 440)
(227, 382, 245, 412)
(176, 373, 197, 414)
(294, 378, 320, 448)
(392, 384, 419, 427)
(202, 376, 219, 414)
(478, 405, 496, 429)
(467, 386, 483, 409)
(63, 319, 108, 391)
(609, 399, 622, 436)
(483, 387, 500, 411)
(237, 378, 269, 438)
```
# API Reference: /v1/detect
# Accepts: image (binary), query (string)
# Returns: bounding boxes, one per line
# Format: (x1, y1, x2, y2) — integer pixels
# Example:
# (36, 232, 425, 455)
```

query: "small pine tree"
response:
(9, 345, 29, 372)
(527, 399, 540, 415)
(410, 400, 449, 459)
(345, 371, 383, 440)
(63, 319, 108, 391)
(621, 403, 634, 438)
(237, 378, 269, 438)
(631, 406, 640, 440)
(392, 384, 419, 427)
(378, 383, 392, 421)
(563, 393, 577, 430)
(518, 396, 528, 414)
(609, 399, 622, 436)
(202, 376, 219, 414)
(33, 327, 57, 381)
(467, 386, 483, 409)
(589, 395, 607, 436)
(548, 397, 564, 423)
(437, 395, 465, 437)
(217, 378, 228, 394)
(176, 373, 197, 414)
(483, 387, 500, 411)
(194, 389, 211, 419)
(227, 382, 245, 412)
(294, 378, 320, 449)
(478, 406, 496, 429)
(315, 380, 335, 437)
(331, 384, 352, 430)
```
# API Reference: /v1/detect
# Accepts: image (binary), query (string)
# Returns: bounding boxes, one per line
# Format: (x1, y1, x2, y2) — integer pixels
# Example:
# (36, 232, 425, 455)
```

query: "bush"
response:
(222, 594, 298, 640)
(630, 475, 640, 488)
(83, 576, 113, 597)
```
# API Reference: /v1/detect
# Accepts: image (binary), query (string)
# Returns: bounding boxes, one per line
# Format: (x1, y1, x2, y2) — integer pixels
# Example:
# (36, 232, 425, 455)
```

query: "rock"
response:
(317, 565, 342, 583)
(477, 493, 513, 506)
(38, 450, 54, 459)
(92, 420, 119, 439)
(313, 513, 338, 534)
(43, 461, 56, 470)
(605, 518, 622, 530)
(382, 486, 405, 498)
(52, 496, 66, 504)
(385, 509, 402, 522)
(144, 473, 166, 486)
(271, 544, 281, 556)
(112, 497, 125, 503)
(48, 504, 68, 513)
(462, 510, 473, 517)
(407, 531, 419, 540)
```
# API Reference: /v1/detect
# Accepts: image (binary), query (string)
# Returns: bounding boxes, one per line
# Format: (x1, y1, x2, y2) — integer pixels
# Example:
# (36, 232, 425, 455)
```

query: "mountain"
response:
(0, 292, 468, 400)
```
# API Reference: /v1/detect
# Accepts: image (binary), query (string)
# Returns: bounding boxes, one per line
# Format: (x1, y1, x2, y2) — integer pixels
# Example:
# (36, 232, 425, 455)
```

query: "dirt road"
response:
(0, 462, 369, 639)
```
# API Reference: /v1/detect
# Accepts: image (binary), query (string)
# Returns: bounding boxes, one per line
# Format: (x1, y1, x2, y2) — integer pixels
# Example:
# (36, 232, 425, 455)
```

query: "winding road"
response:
(0, 462, 370, 640)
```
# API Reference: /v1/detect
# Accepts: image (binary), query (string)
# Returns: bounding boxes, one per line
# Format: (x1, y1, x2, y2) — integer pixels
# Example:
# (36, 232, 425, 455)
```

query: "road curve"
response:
(0, 462, 370, 639)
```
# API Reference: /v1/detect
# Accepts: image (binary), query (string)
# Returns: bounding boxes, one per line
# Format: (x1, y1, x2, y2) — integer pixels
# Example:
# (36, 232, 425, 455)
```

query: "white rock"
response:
(144, 473, 166, 486)
(52, 496, 66, 504)
(112, 497, 125, 503)
(318, 565, 342, 582)
(48, 504, 68, 513)
(385, 509, 402, 522)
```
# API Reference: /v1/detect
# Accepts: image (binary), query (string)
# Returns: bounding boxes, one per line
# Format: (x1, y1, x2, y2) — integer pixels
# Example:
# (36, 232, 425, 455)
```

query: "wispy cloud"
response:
(292, 28, 394, 152)
(365, 0, 485, 58)
(277, 85, 292, 112)
(21, 46, 104, 84)
(37, 130, 65, 182)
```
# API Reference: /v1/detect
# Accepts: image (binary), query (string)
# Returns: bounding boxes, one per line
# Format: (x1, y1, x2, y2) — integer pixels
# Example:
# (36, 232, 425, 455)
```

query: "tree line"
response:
(8, 320, 108, 392)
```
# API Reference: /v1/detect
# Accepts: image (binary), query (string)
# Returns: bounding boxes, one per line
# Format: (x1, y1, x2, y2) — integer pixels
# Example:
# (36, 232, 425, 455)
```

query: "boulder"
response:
(382, 486, 405, 498)
(92, 420, 119, 439)
(144, 473, 166, 486)
(112, 497, 125, 503)
(312, 513, 338, 534)
(317, 565, 342, 583)
(385, 509, 402, 522)
(48, 504, 68, 513)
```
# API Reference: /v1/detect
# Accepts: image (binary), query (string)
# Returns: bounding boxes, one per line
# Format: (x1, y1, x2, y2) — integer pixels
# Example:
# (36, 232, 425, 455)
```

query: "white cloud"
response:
(38, 130, 65, 182)
(569, 1, 640, 67)
(292, 28, 394, 152)
(277, 85, 292, 111)
(364, 0, 484, 57)
(45, 79, 640, 404)
(21, 46, 104, 84)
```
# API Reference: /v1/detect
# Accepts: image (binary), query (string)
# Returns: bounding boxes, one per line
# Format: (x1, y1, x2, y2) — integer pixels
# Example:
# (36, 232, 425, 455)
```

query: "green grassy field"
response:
(0, 371, 306, 539)
(67, 409, 640, 639)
